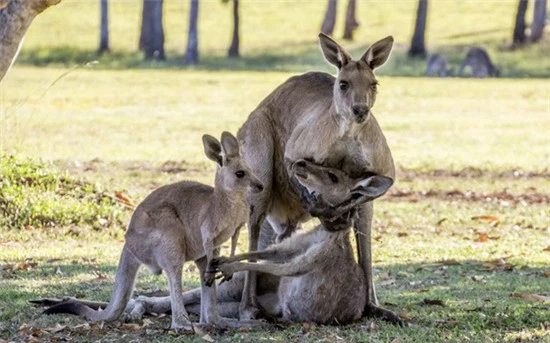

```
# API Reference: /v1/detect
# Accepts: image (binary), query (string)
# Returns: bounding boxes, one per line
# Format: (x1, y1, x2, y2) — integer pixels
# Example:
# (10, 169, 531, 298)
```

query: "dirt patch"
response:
(398, 167, 550, 180)
(386, 188, 550, 205)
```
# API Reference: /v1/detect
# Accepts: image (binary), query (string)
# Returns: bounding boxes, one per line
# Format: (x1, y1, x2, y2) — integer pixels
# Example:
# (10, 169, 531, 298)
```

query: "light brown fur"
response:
(39, 160, 393, 326)
(236, 33, 398, 323)
(43, 132, 263, 331)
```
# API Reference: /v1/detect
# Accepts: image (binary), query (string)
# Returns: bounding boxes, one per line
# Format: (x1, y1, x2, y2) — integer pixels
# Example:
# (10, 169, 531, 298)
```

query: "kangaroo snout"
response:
(352, 104, 369, 122)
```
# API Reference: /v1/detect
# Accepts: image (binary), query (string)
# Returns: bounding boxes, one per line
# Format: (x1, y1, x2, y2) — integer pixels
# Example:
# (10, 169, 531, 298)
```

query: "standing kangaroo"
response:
(44, 132, 263, 331)
(236, 33, 398, 323)
(38, 160, 393, 325)
(458, 47, 500, 78)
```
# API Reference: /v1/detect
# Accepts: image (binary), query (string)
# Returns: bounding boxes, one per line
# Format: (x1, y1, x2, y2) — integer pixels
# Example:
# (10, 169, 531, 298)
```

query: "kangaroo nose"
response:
(254, 183, 264, 192)
(352, 104, 369, 117)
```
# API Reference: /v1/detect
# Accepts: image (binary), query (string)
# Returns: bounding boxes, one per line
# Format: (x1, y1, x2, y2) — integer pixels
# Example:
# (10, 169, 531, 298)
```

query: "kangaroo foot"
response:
(364, 302, 404, 327)
(239, 305, 262, 320)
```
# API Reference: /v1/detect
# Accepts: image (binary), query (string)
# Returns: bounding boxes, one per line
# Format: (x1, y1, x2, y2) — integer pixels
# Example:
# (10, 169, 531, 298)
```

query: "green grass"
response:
(0, 1, 549, 340)
(1, 67, 549, 341)
(13, 0, 550, 77)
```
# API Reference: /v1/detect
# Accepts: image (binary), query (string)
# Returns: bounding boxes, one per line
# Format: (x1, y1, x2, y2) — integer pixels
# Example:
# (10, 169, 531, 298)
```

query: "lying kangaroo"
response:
(236, 33, 398, 323)
(458, 47, 500, 78)
(36, 160, 393, 325)
(44, 132, 263, 331)
(426, 54, 453, 77)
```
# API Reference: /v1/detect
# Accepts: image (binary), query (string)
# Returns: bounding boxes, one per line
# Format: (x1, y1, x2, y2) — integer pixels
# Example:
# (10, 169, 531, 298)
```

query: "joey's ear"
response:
(202, 134, 223, 166)
(220, 131, 240, 161)
(319, 33, 352, 69)
(361, 36, 393, 70)
(351, 175, 393, 200)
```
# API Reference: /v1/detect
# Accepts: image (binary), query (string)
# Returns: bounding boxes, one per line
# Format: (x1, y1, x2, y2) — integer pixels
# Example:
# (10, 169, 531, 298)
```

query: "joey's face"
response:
(218, 158, 263, 195)
(291, 159, 353, 207)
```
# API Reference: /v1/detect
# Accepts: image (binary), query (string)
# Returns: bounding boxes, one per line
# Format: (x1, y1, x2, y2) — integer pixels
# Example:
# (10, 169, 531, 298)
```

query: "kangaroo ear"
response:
(361, 36, 393, 70)
(202, 134, 223, 166)
(220, 131, 240, 161)
(319, 33, 352, 69)
(351, 175, 393, 200)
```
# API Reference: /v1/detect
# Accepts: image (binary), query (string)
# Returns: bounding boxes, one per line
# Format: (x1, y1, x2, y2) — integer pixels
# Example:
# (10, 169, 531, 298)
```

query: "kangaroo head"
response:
(291, 159, 393, 207)
(319, 33, 393, 124)
(202, 131, 264, 196)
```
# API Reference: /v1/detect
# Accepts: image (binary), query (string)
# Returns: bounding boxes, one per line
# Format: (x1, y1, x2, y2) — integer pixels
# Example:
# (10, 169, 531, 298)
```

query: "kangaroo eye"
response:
(370, 83, 378, 92)
(328, 172, 339, 183)
(339, 81, 349, 91)
(235, 171, 245, 178)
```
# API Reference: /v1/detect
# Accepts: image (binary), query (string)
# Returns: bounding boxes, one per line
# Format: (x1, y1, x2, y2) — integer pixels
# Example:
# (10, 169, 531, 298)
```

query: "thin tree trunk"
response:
(139, 0, 165, 60)
(228, 0, 239, 58)
(530, 0, 547, 42)
(320, 0, 337, 35)
(185, 0, 199, 65)
(343, 0, 359, 40)
(98, 0, 109, 54)
(513, 0, 529, 46)
(408, 0, 428, 57)
(0, 0, 62, 81)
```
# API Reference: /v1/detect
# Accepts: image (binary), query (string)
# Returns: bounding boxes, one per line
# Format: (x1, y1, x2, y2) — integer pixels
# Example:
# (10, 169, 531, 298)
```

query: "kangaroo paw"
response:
(364, 302, 404, 327)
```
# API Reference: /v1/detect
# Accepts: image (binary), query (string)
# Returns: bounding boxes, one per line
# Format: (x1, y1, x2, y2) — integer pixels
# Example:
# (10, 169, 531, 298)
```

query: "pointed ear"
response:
(361, 36, 393, 70)
(351, 175, 393, 200)
(319, 33, 352, 69)
(202, 134, 222, 166)
(220, 131, 240, 161)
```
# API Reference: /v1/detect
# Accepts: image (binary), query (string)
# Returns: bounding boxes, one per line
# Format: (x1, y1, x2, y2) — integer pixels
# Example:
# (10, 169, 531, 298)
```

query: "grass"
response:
(12, 0, 550, 77)
(0, 1, 549, 341)
(1, 67, 549, 341)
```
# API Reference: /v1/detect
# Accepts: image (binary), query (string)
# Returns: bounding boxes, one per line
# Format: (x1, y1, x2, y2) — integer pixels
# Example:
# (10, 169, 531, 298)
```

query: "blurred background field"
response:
(0, 0, 549, 342)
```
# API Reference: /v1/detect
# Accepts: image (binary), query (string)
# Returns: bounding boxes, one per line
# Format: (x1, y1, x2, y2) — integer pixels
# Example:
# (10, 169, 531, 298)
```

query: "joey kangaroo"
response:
(44, 132, 263, 331)
(458, 47, 500, 78)
(209, 160, 394, 325)
(426, 54, 453, 77)
(236, 33, 398, 323)
(38, 160, 393, 325)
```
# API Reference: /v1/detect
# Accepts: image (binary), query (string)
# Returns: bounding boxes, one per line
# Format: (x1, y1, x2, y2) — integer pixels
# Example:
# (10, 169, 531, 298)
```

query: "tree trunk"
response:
(228, 0, 239, 58)
(320, 0, 337, 35)
(530, 0, 547, 42)
(139, 0, 165, 60)
(513, 0, 529, 46)
(343, 0, 359, 40)
(0, 0, 62, 81)
(98, 0, 109, 54)
(408, 0, 428, 57)
(185, 0, 199, 65)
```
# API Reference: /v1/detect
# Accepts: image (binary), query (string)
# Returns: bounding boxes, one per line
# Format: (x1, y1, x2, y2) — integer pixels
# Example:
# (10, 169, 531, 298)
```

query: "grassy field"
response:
(1, 1, 550, 342)
(1, 66, 549, 342)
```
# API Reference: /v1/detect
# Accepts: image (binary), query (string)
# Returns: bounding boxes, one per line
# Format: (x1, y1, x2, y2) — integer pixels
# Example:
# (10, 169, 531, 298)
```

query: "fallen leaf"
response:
(510, 292, 550, 302)
(361, 321, 379, 332)
(471, 215, 499, 224)
(44, 324, 66, 333)
(475, 232, 489, 243)
(471, 275, 484, 282)
(543, 270, 550, 278)
(390, 339, 401, 343)
(202, 334, 214, 342)
(115, 191, 135, 207)
(423, 298, 445, 306)
(544, 246, 550, 252)
(121, 323, 141, 331)
(399, 312, 412, 320)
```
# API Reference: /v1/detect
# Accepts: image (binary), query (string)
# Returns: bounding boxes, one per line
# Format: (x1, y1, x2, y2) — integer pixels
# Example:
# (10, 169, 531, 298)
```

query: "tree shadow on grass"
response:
(2, 259, 547, 342)
(16, 43, 550, 78)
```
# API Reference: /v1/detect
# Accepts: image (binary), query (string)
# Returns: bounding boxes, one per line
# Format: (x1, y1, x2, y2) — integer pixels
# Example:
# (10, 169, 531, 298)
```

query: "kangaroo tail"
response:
(44, 247, 140, 322)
